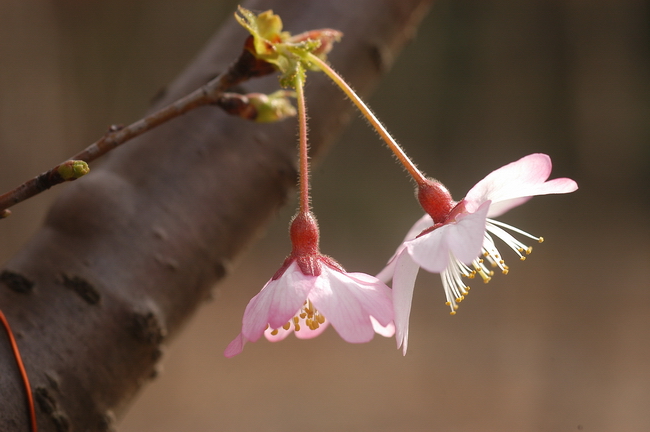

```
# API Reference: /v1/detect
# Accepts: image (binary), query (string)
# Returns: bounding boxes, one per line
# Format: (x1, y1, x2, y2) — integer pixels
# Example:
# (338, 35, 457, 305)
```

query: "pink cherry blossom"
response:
(225, 212, 394, 357)
(378, 153, 578, 354)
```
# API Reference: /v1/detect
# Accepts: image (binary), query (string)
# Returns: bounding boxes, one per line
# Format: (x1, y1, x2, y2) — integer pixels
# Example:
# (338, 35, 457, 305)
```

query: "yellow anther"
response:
(450, 311, 457, 315)
(453, 304, 459, 310)
(271, 329, 279, 336)
(294, 324, 301, 331)
(293, 316, 299, 324)
(526, 246, 533, 254)
(283, 322, 291, 330)
(502, 268, 509, 275)
(520, 256, 526, 261)
(305, 318, 312, 327)
(476, 268, 491, 282)
(538, 237, 544, 243)
(317, 314, 325, 324)
(478, 259, 484, 264)
(445, 301, 451, 306)
(299, 313, 306, 319)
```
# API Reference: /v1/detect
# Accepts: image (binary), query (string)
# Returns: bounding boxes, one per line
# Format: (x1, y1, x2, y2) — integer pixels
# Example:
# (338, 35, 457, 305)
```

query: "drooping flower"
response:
(378, 153, 578, 354)
(225, 212, 394, 357)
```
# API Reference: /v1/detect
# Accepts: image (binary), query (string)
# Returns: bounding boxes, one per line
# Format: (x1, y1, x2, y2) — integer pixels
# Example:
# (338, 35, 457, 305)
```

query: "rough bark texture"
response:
(0, 0, 431, 430)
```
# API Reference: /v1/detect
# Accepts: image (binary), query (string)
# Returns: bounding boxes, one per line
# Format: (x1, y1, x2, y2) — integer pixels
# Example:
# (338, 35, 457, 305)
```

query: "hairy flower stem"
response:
(307, 53, 427, 185)
(294, 67, 311, 213)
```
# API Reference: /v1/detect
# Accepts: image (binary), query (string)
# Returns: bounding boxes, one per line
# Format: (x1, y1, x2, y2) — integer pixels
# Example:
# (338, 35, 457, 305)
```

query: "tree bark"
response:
(0, 0, 431, 430)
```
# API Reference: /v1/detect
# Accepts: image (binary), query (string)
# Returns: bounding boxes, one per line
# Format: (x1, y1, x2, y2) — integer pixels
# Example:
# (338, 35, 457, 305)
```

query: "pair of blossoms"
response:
(225, 8, 578, 357)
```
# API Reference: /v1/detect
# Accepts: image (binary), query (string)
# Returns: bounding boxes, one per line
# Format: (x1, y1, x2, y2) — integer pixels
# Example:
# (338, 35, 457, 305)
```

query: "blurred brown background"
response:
(1, 1, 649, 431)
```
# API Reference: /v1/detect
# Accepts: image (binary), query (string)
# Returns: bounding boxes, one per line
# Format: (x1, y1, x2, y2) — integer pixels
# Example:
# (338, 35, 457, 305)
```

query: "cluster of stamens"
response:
(268, 300, 326, 335)
(442, 219, 544, 315)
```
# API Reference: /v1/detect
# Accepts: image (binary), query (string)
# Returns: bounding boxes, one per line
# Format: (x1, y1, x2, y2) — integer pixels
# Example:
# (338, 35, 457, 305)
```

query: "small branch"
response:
(0, 41, 274, 215)
(0, 160, 89, 218)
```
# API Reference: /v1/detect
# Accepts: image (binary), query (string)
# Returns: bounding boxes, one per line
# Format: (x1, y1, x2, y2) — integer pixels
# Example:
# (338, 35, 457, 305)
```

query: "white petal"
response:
(402, 214, 435, 242)
(406, 202, 489, 273)
(371, 316, 395, 337)
(465, 153, 577, 214)
(392, 250, 420, 355)
(376, 214, 433, 283)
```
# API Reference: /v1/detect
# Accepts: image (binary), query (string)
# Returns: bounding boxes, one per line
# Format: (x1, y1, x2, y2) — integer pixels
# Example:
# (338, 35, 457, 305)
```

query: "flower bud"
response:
(58, 160, 90, 181)
(248, 90, 297, 123)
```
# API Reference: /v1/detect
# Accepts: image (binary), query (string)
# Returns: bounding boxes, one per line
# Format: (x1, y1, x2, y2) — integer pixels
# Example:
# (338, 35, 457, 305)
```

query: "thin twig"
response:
(0, 39, 274, 216)
(0, 310, 37, 432)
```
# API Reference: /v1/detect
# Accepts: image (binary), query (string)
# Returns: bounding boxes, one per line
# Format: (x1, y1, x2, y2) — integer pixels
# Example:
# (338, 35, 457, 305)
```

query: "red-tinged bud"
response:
(417, 179, 456, 224)
(289, 211, 320, 256)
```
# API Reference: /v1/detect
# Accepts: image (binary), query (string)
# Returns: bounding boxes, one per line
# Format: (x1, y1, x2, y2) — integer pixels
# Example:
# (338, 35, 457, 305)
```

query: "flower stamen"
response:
(440, 220, 544, 315)
(267, 300, 327, 334)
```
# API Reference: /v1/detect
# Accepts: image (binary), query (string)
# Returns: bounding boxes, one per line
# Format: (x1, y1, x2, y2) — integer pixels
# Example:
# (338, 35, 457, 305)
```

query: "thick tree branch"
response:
(0, 0, 431, 430)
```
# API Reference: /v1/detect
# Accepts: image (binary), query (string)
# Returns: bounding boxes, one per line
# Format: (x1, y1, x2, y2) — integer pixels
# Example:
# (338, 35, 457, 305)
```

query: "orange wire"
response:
(0, 310, 37, 432)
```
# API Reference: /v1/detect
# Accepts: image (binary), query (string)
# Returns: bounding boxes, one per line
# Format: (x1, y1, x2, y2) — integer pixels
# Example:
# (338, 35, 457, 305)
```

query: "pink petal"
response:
(224, 333, 246, 358)
(294, 319, 330, 339)
(344, 271, 394, 327)
(392, 250, 420, 355)
(371, 316, 395, 337)
(464, 153, 578, 215)
(402, 214, 435, 242)
(406, 202, 489, 273)
(309, 267, 393, 343)
(241, 261, 313, 341)
(376, 214, 433, 283)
